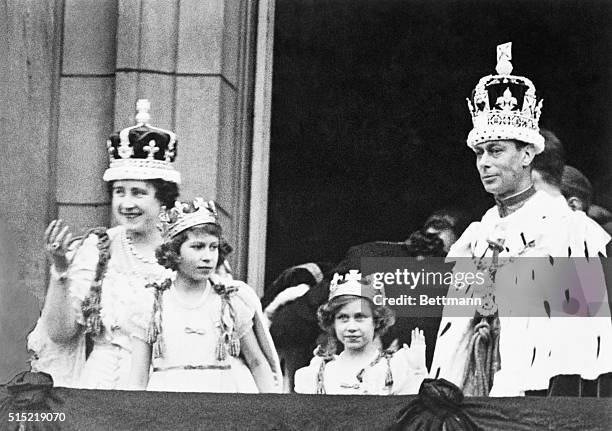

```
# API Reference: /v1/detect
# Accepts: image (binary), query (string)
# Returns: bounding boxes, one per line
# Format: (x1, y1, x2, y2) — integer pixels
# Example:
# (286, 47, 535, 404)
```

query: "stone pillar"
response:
(0, 0, 63, 380)
(114, 0, 257, 282)
(56, 0, 118, 233)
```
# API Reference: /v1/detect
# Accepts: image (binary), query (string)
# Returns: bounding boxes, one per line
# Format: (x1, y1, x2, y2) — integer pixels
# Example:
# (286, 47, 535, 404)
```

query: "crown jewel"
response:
(466, 43, 544, 153)
(328, 270, 382, 302)
(159, 198, 218, 240)
(103, 99, 181, 183)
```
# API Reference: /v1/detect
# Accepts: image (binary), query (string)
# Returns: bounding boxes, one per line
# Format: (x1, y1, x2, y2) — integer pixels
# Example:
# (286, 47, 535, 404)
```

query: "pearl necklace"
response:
(121, 229, 158, 266)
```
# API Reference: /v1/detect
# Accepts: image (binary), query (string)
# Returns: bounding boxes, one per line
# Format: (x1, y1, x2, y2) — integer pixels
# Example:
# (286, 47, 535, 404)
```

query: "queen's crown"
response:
(103, 99, 181, 183)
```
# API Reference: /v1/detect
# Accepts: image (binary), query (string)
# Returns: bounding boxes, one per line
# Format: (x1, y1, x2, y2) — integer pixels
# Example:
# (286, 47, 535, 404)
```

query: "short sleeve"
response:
(231, 282, 258, 338)
(130, 305, 152, 343)
(27, 320, 87, 388)
(294, 356, 324, 394)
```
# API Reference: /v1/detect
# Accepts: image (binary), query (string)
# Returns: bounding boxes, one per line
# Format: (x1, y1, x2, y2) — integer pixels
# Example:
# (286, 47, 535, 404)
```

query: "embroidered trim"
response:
(145, 278, 172, 358)
(213, 283, 241, 361)
(153, 364, 231, 372)
(315, 349, 395, 394)
(80, 227, 111, 337)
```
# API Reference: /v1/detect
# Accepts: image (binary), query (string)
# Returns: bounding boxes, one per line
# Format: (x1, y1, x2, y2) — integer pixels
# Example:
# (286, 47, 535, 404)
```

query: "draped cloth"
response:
(1, 378, 611, 430)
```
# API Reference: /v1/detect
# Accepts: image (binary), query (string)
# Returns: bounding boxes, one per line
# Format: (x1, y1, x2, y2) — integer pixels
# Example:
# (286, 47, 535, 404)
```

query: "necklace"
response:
(119, 229, 168, 284)
(121, 229, 158, 265)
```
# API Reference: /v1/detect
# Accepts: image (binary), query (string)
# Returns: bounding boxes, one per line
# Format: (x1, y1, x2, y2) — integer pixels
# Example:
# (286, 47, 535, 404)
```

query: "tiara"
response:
(159, 198, 218, 240)
(103, 99, 181, 184)
(466, 43, 544, 153)
(328, 270, 382, 302)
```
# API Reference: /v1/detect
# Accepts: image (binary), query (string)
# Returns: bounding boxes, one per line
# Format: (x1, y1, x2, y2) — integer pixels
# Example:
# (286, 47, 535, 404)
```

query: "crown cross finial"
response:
(143, 140, 159, 159)
(135, 99, 151, 124)
(117, 139, 134, 159)
(344, 270, 362, 282)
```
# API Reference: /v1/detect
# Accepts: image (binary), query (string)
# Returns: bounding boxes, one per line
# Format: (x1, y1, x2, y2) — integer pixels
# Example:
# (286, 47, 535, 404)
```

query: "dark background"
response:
(265, 0, 612, 285)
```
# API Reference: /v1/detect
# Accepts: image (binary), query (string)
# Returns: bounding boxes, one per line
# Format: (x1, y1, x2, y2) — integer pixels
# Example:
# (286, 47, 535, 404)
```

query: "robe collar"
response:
(495, 185, 536, 217)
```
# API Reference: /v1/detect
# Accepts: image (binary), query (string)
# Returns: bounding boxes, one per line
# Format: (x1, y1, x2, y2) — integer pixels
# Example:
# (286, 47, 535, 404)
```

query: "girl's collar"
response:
(167, 279, 212, 309)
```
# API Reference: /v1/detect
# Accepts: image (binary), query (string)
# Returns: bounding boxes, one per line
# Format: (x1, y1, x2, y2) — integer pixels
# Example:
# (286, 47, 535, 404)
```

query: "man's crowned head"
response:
(466, 43, 544, 199)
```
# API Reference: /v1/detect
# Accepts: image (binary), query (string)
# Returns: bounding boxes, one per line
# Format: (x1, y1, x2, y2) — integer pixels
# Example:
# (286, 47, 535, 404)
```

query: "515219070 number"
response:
(8, 412, 65, 422)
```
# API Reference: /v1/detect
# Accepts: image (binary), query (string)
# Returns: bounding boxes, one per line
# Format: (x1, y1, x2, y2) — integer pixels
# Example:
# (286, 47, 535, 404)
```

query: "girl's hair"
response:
(317, 295, 395, 353)
(107, 179, 179, 208)
(155, 223, 233, 271)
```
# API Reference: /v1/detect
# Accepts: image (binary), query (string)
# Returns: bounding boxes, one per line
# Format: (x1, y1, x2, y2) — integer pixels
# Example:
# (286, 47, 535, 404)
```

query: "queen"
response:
(28, 100, 181, 389)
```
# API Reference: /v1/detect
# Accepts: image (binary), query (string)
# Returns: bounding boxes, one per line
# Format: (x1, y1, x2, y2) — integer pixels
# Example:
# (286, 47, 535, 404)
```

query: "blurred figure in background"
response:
(561, 165, 593, 213)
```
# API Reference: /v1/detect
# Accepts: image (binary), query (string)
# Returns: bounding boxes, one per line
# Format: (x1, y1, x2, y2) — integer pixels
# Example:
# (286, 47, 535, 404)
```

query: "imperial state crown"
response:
(466, 43, 544, 153)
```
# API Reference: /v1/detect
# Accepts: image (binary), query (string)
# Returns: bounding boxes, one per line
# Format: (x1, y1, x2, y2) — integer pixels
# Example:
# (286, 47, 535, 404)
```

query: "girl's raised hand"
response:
(401, 327, 427, 371)
(44, 219, 73, 274)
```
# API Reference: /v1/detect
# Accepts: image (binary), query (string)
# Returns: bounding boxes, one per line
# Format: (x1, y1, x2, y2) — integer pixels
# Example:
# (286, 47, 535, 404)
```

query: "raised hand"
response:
(401, 327, 427, 371)
(44, 219, 73, 274)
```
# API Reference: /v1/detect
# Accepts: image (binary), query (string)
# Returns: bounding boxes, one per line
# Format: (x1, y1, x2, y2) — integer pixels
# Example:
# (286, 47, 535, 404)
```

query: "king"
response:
(430, 43, 612, 397)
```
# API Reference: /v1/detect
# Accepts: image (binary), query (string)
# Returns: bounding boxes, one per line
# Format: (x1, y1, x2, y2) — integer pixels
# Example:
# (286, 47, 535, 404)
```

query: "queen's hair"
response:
(107, 178, 179, 208)
(155, 223, 232, 271)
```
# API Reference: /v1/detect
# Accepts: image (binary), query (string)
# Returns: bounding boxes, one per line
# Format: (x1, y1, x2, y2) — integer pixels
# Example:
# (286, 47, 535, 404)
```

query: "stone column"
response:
(56, 0, 118, 232)
(114, 0, 257, 281)
(0, 0, 63, 380)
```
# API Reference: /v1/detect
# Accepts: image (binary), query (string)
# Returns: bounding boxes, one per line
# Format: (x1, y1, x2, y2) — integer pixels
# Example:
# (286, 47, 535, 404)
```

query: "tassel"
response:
(146, 299, 158, 345)
(216, 333, 228, 361)
(83, 280, 103, 336)
(153, 332, 164, 359)
(145, 281, 170, 359)
(229, 332, 240, 357)
(316, 360, 327, 394)
(89, 314, 102, 336)
(384, 356, 394, 389)
(80, 228, 111, 337)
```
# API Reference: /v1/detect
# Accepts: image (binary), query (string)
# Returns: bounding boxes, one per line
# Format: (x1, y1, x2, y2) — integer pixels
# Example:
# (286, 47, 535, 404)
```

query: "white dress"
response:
(430, 191, 612, 396)
(28, 226, 166, 389)
(134, 280, 279, 393)
(294, 347, 427, 395)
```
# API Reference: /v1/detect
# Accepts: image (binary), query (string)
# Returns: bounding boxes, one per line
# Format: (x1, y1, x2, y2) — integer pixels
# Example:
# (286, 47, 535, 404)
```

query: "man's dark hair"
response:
(531, 129, 565, 188)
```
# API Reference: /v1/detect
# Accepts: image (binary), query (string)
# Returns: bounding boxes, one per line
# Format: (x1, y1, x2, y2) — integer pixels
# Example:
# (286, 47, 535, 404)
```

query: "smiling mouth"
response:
(198, 267, 213, 271)
(121, 213, 142, 218)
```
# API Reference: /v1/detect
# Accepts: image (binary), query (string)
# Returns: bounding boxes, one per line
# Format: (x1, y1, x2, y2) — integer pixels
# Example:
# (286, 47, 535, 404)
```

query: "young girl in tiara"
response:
(128, 198, 281, 392)
(294, 270, 427, 395)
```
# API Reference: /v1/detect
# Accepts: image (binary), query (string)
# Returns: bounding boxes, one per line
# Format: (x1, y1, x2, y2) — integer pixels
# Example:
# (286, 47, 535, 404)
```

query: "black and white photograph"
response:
(1, 0, 611, 429)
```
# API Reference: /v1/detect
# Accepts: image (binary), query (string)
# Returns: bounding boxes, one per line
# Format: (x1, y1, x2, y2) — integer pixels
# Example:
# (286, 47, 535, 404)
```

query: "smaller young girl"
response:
(294, 270, 427, 395)
(128, 198, 281, 392)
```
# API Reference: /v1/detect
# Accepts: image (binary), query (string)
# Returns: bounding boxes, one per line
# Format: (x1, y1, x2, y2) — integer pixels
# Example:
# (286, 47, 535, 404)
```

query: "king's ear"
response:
(521, 144, 536, 167)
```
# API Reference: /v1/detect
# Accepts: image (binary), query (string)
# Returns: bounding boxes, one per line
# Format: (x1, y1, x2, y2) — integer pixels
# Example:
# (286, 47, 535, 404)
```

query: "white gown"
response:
(28, 226, 166, 389)
(134, 281, 261, 393)
(294, 347, 427, 395)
